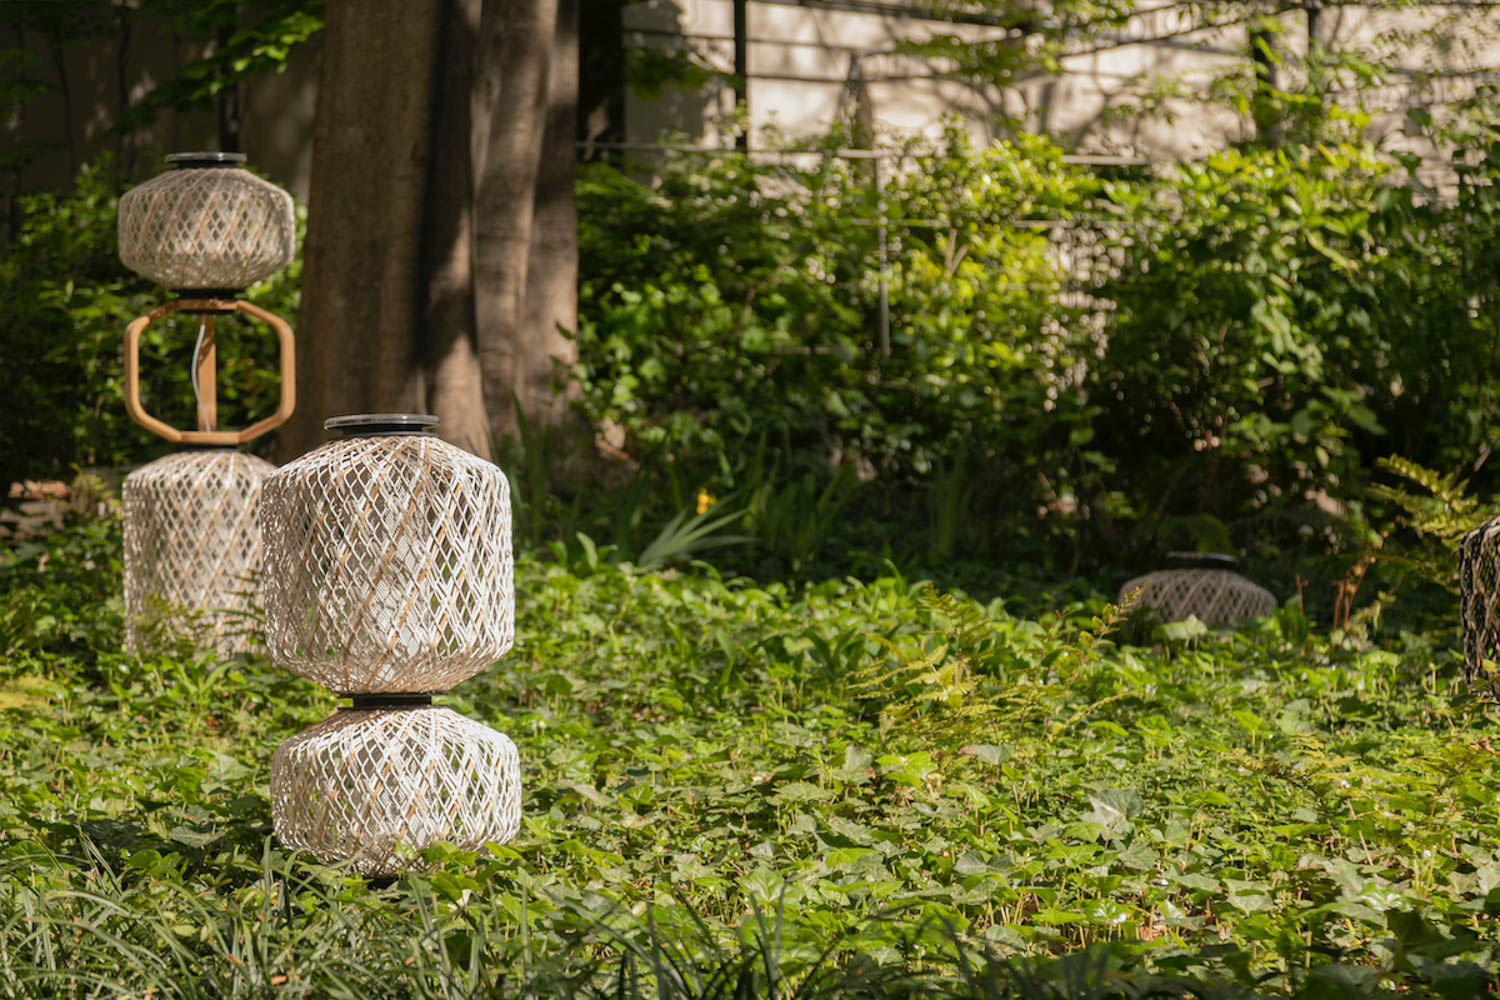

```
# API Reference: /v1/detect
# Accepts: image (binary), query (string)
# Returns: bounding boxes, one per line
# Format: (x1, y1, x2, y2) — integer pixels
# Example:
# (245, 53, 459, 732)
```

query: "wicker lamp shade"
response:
(1458, 515, 1500, 694)
(258, 416, 514, 694)
(270, 706, 521, 876)
(117, 153, 295, 292)
(123, 449, 275, 655)
(260, 415, 520, 874)
(1119, 553, 1276, 626)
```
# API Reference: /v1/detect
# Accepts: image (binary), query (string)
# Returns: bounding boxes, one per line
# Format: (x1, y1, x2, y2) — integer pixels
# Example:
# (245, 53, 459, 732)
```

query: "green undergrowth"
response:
(2, 517, 1499, 997)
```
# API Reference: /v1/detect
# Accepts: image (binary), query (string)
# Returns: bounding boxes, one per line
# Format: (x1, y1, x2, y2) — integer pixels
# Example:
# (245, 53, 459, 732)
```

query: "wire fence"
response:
(578, 138, 1147, 356)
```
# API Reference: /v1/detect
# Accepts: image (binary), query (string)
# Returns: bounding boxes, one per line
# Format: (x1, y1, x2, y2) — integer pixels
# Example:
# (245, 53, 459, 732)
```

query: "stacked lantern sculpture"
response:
(117, 152, 296, 653)
(1118, 552, 1275, 627)
(1458, 517, 1500, 696)
(259, 415, 522, 875)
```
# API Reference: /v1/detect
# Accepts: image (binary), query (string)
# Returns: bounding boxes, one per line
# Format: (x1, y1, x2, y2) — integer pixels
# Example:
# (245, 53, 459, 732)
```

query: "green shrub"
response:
(1088, 142, 1500, 554)
(574, 132, 1104, 571)
(575, 131, 1500, 584)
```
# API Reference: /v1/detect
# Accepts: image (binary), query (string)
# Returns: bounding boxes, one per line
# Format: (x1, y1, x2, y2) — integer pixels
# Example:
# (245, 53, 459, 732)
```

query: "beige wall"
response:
(8, 0, 1500, 231)
(624, 0, 1500, 175)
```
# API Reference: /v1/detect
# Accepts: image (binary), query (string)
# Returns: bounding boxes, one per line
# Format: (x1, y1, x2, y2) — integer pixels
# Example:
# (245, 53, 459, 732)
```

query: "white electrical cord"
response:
(190, 314, 208, 430)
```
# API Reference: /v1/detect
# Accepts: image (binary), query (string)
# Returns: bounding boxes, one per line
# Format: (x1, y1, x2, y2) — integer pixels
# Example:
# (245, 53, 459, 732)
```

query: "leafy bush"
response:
(1088, 143, 1500, 556)
(574, 129, 1500, 590)
(574, 132, 1109, 574)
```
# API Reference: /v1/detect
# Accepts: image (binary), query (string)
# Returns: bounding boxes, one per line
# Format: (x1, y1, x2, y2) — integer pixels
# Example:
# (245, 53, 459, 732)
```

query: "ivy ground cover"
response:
(1, 519, 1498, 997)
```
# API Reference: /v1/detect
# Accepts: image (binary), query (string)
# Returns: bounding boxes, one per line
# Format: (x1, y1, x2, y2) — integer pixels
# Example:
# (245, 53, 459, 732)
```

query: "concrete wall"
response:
(622, 0, 1500, 176)
(8, 0, 1500, 233)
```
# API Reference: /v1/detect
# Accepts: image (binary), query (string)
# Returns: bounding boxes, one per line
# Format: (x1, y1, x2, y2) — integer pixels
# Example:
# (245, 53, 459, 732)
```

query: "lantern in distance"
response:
(1458, 515, 1500, 697)
(116, 152, 298, 656)
(1118, 552, 1275, 627)
(259, 415, 521, 874)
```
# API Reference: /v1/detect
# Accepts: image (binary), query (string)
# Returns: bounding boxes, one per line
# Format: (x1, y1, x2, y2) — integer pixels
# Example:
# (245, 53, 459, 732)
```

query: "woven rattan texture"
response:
(1459, 516, 1500, 694)
(124, 450, 275, 655)
(271, 707, 521, 875)
(1118, 568, 1276, 626)
(117, 167, 295, 289)
(259, 434, 514, 693)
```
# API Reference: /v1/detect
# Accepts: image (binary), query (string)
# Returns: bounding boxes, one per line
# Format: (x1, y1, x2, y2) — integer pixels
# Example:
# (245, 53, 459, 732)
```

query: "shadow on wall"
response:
(623, 0, 720, 147)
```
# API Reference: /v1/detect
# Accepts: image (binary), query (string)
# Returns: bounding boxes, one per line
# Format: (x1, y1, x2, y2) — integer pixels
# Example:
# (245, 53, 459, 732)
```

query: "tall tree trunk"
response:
(518, 0, 582, 443)
(281, 0, 578, 464)
(577, 0, 624, 162)
(216, 23, 242, 153)
(732, 0, 748, 150)
(422, 0, 491, 456)
(279, 0, 441, 459)
(471, 0, 557, 444)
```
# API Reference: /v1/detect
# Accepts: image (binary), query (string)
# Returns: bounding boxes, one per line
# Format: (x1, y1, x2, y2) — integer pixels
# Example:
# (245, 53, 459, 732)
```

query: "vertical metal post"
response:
(733, 0, 748, 151)
(875, 153, 889, 358)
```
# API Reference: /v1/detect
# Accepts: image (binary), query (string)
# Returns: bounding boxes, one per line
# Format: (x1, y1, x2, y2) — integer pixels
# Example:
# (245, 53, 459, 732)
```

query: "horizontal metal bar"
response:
(578, 139, 1152, 165)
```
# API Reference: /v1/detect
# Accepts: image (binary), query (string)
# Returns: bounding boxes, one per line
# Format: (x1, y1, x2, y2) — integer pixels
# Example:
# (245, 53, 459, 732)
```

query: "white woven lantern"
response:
(118, 152, 295, 293)
(259, 414, 520, 874)
(1119, 553, 1275, 626)
(258, 415, 515, 694)
(123, 449, 275, 655)
(270, 706, 521, 876)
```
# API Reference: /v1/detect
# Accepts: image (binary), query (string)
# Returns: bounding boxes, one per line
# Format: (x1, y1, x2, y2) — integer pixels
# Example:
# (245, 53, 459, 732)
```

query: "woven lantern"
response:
(1459, 516, 1500, 695)
(259, 415, 520, 874)
(1118, 552, 1276, 627)
(118, 151, 295, 293)
(270, 707, 521, 875)
(123, 450, 276, 653)
(117, 152, 297, 655)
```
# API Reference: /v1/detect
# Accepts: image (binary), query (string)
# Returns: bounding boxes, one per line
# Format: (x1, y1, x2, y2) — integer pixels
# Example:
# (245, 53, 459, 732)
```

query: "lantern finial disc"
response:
(166, 151, 248, 168)
(324, 413, 440, 436)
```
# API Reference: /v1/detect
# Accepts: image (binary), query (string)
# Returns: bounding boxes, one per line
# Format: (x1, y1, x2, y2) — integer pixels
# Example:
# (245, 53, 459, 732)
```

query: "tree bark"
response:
(471, 0, 557, 443)
(518, 0, 582, 439)
(281, 0, 579, 464)
(577, 0, 624, 162)
(280, 0, 442, 459)
(422, 0, 490, 456)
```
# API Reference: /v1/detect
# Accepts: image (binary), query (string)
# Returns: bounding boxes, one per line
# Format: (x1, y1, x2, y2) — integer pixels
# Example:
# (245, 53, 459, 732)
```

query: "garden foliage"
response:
(0, 507, 1497, 996)
(0, 156, 302, 490)
(11, 129, 1500, 589)
(572, 129, 1500, 581)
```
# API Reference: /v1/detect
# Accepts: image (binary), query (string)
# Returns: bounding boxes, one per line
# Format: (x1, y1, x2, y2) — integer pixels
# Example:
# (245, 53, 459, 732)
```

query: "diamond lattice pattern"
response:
(271, 707, 521, 876)
(259, 434, 514, 693)
(1459, 516, 1500, 696)
(117, 167, 295, 290)
(124, 450, 275, 655)
(1117, 568, 1276, 626)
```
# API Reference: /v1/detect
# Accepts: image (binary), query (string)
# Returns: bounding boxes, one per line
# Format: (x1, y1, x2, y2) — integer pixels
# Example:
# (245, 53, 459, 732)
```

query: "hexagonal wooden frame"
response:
(123, 298, 295, 446)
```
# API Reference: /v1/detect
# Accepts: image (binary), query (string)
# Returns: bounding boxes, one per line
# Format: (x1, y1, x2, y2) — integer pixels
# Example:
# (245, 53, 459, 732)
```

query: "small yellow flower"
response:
(696, 488, 716, 514)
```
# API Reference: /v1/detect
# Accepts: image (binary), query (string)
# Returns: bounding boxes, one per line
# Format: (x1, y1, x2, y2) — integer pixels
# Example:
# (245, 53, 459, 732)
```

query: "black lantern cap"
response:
(325, 413, 440, 437)
(167, 151, 247, 169)
(1160, 551, 1238, 571)
(341, 693, 437, 709)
